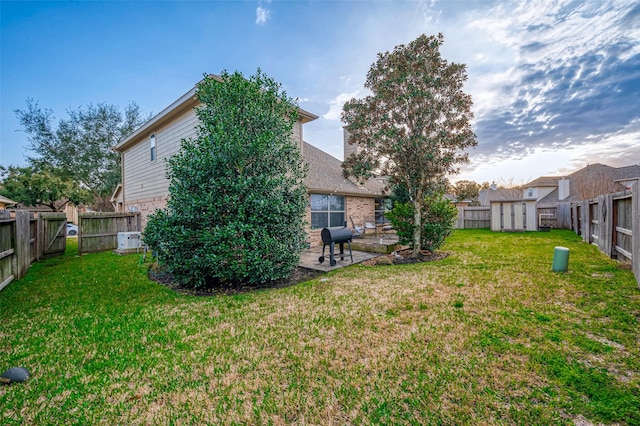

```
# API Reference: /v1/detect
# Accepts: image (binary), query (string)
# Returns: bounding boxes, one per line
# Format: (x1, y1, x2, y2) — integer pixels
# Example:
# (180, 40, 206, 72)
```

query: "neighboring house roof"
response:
(609, 164, 640, 185)
(444, 193, 474, 205)
(478, 187, 522, 206)
(537, 163, 640, 204)
(114, 76, 318, 153)
(303, 142, 384, 197)
(524, 176, 561, 187)
(566, 163, 640, 184)
(0, 195, 17, 207)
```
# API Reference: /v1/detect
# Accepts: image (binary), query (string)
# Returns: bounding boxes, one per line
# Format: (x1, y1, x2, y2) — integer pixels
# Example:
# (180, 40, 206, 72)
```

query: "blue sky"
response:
(1, 0, 639, 184)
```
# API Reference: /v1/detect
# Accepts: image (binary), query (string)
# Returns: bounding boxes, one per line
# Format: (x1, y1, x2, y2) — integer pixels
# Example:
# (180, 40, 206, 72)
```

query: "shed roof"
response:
(478, 187, 522, 205)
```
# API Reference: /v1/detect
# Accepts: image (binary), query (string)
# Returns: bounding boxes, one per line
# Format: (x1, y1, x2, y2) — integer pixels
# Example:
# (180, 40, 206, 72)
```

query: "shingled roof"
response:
(302, 142, 385, 197)
(536, 163, 640, 203)
(478, 187, 524, 205)
(0, 195, 17, 207)
(524, 176, 562, 187)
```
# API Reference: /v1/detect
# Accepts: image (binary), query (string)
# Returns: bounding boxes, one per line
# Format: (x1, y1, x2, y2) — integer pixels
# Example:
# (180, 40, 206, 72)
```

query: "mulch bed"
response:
(148, 266, 324, 296)
(149, 249, 448, 296)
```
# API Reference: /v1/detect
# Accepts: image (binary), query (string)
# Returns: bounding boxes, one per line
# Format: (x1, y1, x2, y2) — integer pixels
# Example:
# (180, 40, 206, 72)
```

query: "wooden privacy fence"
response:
(536, 202, 572, 229)
(455, 206, 490, 229)
(571, 181, 639, 287)
(457, 203, 573, 231)
(78, 212, 141, 255)
(0, 210, 67, 292)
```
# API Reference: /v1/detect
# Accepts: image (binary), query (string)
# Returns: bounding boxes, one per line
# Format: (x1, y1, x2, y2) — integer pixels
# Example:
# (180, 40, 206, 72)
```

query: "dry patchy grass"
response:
(1, 230, 639, 425)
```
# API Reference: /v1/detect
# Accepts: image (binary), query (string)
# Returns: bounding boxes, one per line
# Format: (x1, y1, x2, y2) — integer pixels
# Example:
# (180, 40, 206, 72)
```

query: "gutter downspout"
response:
(121, 151, 125, 212)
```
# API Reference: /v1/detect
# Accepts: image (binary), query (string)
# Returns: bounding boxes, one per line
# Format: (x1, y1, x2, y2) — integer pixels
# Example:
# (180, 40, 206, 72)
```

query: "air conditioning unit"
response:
(117, 232, 142, 250)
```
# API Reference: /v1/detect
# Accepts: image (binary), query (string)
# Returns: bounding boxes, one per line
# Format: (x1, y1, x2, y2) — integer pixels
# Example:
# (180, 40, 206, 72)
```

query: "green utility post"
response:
(552, 246, 570, 272)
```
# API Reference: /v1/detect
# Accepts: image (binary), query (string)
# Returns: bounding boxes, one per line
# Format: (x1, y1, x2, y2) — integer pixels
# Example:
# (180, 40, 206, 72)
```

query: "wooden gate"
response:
(0, 210, 15, 291)
(0, 210, 66, 292)
(39, 213, 67, 259)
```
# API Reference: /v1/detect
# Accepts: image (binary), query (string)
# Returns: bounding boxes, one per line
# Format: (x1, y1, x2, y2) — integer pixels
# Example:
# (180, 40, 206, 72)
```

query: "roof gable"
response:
(115, 76, 318, 152)
(303, 142, 384, 197)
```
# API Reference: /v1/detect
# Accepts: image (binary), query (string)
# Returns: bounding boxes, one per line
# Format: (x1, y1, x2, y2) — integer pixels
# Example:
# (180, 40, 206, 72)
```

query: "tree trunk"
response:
(411, 198, 421, 258)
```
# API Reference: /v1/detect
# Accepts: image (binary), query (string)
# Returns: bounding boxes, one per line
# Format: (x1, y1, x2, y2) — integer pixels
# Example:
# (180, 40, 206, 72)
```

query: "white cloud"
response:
(323, 91, 363, 121)
(256, 6, 269, 25)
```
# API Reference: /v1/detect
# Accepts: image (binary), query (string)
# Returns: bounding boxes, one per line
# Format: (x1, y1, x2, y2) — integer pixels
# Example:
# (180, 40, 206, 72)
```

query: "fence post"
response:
(558, 202, 571, 229)
(581, 200, 589, 242)
(455, 206, 463, 229)
(632, 181, 640, 289)
(14, 210, 31, 280)
(598, 194, 613, 257)
(78, 215, 83, 256)
(36, 213, 44, 261)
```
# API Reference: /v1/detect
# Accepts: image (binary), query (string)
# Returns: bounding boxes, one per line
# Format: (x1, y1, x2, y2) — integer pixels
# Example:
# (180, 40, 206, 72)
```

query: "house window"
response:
(150, 133, 156, 161)
(375, 198, 392, 224)
(310, 194, 345, 229)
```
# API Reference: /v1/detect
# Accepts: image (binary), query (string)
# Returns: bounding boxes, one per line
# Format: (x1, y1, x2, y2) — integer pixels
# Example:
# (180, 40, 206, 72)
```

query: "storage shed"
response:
(490, 199, 537, 232)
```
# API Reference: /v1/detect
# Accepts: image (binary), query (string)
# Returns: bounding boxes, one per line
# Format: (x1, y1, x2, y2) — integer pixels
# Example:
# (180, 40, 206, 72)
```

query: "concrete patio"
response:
(299, 234, 400, 272)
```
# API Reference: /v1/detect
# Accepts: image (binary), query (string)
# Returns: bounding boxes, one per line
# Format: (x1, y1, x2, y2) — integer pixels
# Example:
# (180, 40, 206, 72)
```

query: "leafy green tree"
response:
(342, 34, 477, 257)
(14, 99, 148, 210)
(387, 193, 458, 253)
(0, 166, 92, 211)
(143, 70, 308, 288)
(390, 178, 450, 206)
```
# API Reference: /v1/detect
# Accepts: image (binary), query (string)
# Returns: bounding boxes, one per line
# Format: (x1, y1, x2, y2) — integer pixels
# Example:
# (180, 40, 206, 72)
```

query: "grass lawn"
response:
(1, 230, 639, 425)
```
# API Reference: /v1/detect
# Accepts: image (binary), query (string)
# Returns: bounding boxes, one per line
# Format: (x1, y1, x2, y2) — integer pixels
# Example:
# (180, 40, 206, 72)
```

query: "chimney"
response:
(490, 182, 497, 190)
(343, 127, 357, 161)
(558, 178, 570, 200)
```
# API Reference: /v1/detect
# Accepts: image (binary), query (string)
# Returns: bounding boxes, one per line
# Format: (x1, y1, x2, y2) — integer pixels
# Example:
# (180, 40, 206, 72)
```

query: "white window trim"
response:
(150, 133, 157, 162)
(310, 194, 346, 229)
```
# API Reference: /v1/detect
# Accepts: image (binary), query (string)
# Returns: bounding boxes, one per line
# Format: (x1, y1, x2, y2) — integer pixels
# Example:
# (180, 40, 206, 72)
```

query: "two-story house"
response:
(113, 77, 387, 246)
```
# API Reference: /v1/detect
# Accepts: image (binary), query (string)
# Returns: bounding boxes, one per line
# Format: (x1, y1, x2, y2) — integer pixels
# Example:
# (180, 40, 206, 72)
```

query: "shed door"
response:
(501, 203, 513, 231)
(513, 203, 524, 230)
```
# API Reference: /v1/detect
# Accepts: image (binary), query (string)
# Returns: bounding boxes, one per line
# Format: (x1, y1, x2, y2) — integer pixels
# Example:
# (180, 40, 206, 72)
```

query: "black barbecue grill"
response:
(318, 226, 353, 266)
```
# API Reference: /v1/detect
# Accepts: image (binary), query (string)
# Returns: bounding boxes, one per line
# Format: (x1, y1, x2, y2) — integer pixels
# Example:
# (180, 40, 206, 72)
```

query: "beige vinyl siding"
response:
(123, 109, 199, 204)
(123, 107, 306, 208)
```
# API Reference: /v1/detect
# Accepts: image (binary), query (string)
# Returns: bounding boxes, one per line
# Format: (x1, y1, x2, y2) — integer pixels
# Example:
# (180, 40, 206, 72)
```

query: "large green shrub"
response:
(143, 70, 308, 288)
(387, 193, 458, 253)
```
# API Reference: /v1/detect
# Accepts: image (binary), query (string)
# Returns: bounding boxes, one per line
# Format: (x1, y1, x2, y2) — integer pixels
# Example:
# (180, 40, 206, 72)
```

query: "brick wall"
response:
(305, 195, 376, 247)
(129, 194, 377, 247)
(124, 196, 167, 228)
(347, 196, 375, 228)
